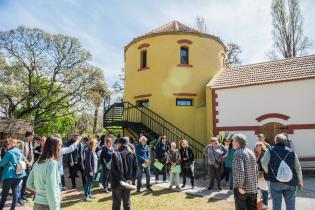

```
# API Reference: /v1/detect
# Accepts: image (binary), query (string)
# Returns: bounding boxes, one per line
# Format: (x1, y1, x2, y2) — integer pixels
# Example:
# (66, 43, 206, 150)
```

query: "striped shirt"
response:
(232, 147, 258, 194)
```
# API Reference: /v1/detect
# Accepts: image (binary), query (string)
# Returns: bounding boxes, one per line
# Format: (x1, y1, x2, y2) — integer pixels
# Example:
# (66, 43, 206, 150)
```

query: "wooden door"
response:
(261, 122, 288, 145)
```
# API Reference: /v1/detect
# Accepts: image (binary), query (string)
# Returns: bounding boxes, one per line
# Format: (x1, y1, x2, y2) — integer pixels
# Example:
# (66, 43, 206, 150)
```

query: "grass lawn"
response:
(58, 185, 234, 210)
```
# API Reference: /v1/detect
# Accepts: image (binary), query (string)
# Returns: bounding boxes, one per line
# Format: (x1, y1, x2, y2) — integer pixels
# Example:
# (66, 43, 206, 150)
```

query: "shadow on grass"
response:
(61, 192, 84, 208)
(185, 192, 203, 199)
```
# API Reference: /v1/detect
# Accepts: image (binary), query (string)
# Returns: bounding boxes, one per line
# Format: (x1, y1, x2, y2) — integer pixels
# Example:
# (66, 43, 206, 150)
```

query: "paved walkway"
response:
(151, 175, 315, 210)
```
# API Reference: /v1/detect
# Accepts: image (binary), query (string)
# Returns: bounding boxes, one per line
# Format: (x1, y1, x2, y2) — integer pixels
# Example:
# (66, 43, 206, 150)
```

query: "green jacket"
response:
(225, 147, 235, 168)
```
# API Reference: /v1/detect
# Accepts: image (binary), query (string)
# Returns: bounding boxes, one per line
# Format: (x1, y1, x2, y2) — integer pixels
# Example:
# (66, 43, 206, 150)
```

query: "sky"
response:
(0, 0, 314, 86)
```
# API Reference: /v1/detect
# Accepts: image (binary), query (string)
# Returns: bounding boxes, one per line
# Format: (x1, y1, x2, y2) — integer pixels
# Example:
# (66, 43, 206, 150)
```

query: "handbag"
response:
(211, 146, 222, 169)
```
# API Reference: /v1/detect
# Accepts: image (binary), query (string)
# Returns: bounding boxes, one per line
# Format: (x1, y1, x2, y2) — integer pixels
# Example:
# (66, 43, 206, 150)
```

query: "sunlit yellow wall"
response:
(124, 33, 225, 146)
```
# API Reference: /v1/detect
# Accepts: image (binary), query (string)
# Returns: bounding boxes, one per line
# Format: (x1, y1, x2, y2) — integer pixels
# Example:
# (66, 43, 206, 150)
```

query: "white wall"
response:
(215, 79, 315, 157)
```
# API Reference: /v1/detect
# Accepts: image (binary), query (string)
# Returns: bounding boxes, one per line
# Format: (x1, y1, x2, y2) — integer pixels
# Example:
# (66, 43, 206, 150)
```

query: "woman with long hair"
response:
(84, 138, 98, 201)
(0, 138, 26, 210)
(27, 134, 62, 210)
(179, 139, 195, 189)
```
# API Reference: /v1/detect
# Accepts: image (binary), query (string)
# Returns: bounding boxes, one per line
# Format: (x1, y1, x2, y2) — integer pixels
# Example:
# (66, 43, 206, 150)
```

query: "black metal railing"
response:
(104, 102, 206, 160)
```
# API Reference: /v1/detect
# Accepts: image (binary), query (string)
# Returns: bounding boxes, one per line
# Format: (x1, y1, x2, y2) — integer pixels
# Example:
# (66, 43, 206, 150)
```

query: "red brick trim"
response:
(177, 64, 193, 67)
(173, 93, 197, 97)
(299, 157, 315, 161)
(177, 39, 192, 45)
(211, 89, 218, 136)
(134, 94, 152, 99)
(138, 43, 150, 50)
(138, 67, 150, 71)
(215, 123, 315, 135)
(287, 124, 315, 134)
(256, 113, 290, 122)
(216, 126, 261, 135)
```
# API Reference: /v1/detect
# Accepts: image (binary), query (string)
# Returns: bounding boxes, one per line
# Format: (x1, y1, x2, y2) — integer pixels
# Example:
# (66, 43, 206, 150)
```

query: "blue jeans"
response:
(262, 190, 269, 206)
(137, 165, 151, 190)
(84, 175, 94, 198)
(270, 182, 296, 210)
(0, 178, 22, 210)
(20, 167, 31, 199)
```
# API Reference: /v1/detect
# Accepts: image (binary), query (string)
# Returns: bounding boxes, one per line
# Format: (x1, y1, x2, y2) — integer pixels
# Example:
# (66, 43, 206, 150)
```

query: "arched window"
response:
(140, 50, 147, 69)
(180, 47, 189, 65)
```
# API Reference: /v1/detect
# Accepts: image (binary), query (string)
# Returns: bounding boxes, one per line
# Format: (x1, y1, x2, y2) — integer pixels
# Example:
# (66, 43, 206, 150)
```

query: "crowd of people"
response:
(0, 130, 303, 210)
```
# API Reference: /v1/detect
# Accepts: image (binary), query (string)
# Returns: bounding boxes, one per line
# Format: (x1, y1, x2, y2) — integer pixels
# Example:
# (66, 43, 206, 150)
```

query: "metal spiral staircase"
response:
(103, 101, 206, 160)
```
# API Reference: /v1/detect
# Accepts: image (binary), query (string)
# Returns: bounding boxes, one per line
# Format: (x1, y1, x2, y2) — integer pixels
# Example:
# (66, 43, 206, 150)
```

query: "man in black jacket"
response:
(111, 138, 137, 210)
(68, 134, 85, 189)
(154, 136, 170, 182)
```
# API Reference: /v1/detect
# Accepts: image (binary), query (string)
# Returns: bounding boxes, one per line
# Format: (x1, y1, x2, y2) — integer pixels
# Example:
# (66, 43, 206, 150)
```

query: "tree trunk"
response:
(93, 105, 99, 134)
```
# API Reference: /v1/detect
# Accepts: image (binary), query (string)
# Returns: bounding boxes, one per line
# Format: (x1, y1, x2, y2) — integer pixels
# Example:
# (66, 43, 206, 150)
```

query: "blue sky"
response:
(0, 0, 314, 86)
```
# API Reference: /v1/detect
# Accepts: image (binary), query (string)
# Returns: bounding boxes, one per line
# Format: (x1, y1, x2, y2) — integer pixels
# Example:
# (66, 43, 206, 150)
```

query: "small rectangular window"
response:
(180, 47, 189, 64)
(176, 99, 193, 106)
(137, 100, 149, 108)
(140, 50, 147, 68)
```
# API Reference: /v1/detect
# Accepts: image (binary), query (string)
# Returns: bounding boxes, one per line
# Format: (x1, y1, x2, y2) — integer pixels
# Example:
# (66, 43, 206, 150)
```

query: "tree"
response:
(269, 0, 312, 59)
(0, 26, 103, 129)
(196, 15, 208, 33)
(225, 42, 242, 67)
(85, 67, 109, 134)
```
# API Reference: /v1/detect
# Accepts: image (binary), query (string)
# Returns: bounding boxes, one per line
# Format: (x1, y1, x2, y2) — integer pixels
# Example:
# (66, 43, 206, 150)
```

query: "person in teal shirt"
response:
(27, 134, 62, 210)
(0, 138, 26, 210)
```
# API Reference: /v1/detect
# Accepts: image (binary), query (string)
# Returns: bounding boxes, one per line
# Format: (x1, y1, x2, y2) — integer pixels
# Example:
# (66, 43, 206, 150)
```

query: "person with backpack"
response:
(232, 133, 257, 210)
(111, 137, 137, 210)
(179, 139, 195, 189)
(261, 133, 303, 210)
(100, 138, 114, 193)
(0, 138, 26, 210)
(154, 135, 170, 182)
(203, 137, 227, 190)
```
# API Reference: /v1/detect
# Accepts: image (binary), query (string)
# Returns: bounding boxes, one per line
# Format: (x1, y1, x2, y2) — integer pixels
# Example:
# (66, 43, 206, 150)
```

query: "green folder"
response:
(154, 161, 164, 171)
(171, 165, 181, 173)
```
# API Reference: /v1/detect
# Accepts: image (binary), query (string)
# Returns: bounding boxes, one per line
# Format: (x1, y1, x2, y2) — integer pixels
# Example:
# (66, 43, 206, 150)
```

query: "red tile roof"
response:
(125, 20, 225, 52)
(208, 55, 315, 89)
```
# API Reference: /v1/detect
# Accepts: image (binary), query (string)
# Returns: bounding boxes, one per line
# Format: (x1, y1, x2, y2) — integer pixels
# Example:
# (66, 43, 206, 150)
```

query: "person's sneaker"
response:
(262, 204, 268, 210)
(176, 186, 180, 190)
(146, 187, 153, 192)
(108, 188, 112, 192)
(84, 197, 92, 202)
(181, 184, 185, 188)
(89, 195, 96, 199)
(168, 185, 173, 189)
(103, 188, 109, 193)
(208, 186, 213, 190)
(218, 187, 222, 191)
(192, 185, 195, 189)
(62, 186, 68, 191)
(136, 189, 141, 193)
(17, 200, 25, 206)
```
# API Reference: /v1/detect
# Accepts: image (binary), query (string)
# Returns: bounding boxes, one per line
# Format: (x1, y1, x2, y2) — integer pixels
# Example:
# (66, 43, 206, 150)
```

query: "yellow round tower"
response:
(124, 20, 225, 145)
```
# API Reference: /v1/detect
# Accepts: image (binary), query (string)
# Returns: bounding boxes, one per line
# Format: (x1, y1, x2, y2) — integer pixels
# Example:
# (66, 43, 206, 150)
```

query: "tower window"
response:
(137, 100, 149, 108)
(176, 99, 193, 106)
(140, 50, 147, 69)
(180, 47, 189, 64)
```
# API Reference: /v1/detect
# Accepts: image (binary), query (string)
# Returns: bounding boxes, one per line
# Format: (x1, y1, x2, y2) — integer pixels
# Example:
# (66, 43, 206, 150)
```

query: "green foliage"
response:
(0, 26, 108, 135)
